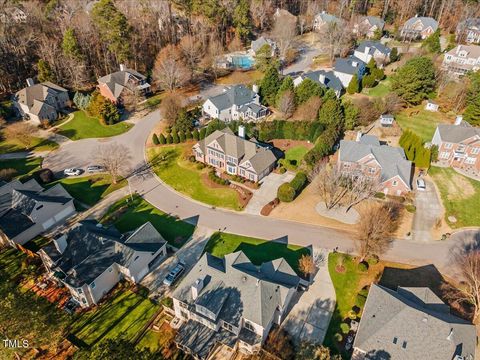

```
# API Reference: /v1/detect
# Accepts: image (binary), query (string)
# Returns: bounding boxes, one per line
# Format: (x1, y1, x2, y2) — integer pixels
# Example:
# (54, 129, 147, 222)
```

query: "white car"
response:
(87, 165, 105, 173)
(63, 168, 82, 176)
(416, 178, 426, 191)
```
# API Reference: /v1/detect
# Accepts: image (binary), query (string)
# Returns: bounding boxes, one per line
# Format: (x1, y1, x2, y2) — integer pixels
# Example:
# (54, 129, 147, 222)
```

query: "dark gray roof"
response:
(302, 70, 344, 93)
(207, 85, 257, 111)
(98, 69, 147, 100)
(173, 251, 300, 328)
(356, 40, 391, 56)
(48, 220, 165, 288)
(403, 16, 439, 32)
(334, 56, 366, 75)
(339, 134, 412, 187)
(15, 81, 68, 115)
(353, 284, 476, 360)
(436, 123, 480, 143)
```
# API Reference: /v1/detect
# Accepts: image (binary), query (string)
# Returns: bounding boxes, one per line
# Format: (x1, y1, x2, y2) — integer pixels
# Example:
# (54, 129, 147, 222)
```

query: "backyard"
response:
(429, 166, 480, 228)
(57, 111, 133, 140)
(215, 70, 263, 86)
(204, 232, 311, 275)
(0, 157, 43, 180)
(395, 106, 451, 142)
(280, 145, 309, 171)
(147, 143, 243, 211)
(102, 195, 195, 247)
(362, 77, 391, 98)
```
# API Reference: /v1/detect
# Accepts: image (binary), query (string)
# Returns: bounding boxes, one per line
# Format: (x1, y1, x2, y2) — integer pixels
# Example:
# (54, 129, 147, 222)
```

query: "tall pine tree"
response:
(260, 65, 281, 106)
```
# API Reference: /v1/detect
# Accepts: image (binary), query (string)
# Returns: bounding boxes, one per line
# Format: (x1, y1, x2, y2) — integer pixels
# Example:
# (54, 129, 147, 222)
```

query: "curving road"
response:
(43, 110, 475, 275)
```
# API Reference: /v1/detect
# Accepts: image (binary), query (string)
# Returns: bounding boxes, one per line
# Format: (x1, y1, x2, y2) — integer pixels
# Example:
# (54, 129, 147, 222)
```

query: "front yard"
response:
(0, 156, 43, 180)
(147, 143, 243, 211)
(57, 111, 133, 140)
(204, 232, 311, 275)
(0, 134, 58, 154)
(395, 106, 451, 142)
(429, 167, 480, 228)
(280, 145, 309, 171)
(102, 195, 195, 247)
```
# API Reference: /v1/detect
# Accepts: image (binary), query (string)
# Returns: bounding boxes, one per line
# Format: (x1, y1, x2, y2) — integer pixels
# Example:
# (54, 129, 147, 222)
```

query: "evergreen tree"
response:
(166, 133, 173, 144)
(347, 74, 360, 94)
(391, 56, 436, 105)
(199, 128, 206, 139)
(322, 89, 337, 101)
(422, 29, 441, 53)
(186, 130, 192, 140)
(159, 133, 166, 144)
(464, 72, 480, 126)
(62, 28, 83, 60)
(100, 101, 120, 125)
(175, 109, 193, 133)
(192, 128, 200, 140)
(294, 78, 323, 104)
(260, 65, 281, 106)
(367, 58, 376, 73)
(390, 47, 399, 62)
(178, 130, 186, 142)
(344, 101, 359, 130)
(73, 92, 91, 110)
(362, 74, 376, 88)
(319, 99, 344, 127)
(172, 132, 179, 143)
(232, 0, 251, 41)
(37, 59, 55, 82)
(372, 67, 385, 81)
(255, 44, 273, 72)
(152, 133, 159, 145)
(276, 76, 295, 107)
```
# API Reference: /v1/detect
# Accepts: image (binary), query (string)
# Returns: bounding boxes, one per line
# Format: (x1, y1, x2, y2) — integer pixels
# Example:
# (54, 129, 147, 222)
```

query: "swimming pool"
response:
(231, 55, 255, 69)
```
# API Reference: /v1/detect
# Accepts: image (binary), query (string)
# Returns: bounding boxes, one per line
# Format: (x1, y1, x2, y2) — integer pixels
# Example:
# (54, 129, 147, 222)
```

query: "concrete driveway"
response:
(244, 172, 295, 215)
(282, 249, 336, 345)
(412, 178, 443, 242)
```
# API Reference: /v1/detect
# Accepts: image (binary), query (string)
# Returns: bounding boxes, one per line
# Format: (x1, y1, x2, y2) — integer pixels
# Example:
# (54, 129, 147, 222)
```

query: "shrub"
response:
(358, 261, 369, 272)
(278, 166, 286, 174)
(334, 333, 343, 342)
(188, 155, 196, 162)
(362, 74, 376, 88)
(367, 254, 379, 265)
(340, 322, 350, 334)
(358, 287, 370, 297)
(405, 204, 416, 213)
(199, 128, 206, 139)
(37, 168, 54, 184)
(161, 297, 173, 308)
(347, 310, 357, 320)
(178, 130, 186, 143)
(208, 170, 229, 186)
(277, 183, 295, 202)
(159, 133, 166, 144)
(192, 129, 200, 140)
(0, 168, 17, 181)
(152, 133, 159, 145)
(374, 192, 385, 199)
(172, 132, 179, 144)
(355, 294, 367, 308)
(196, 163, 206, 170)
(290, 171, 308, 193)
(166, 134, 173, 144)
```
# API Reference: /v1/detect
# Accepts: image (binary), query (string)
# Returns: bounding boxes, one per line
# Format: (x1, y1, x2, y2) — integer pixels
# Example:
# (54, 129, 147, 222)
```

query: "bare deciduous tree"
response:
(344, 176, 380, 212)
(3, 122, 37, 149)
(180, 35, 204, 72)
(271, 12, 297, 60)
(277, 90, 295, 118)
(250, 0, 274, 30)
(355, 202, 400, 261)
(321, 22, 353, 63)
(160, 92, 184, 125)
(94, 143, 132, 184)
(381, 93, 405, 115)
(298, 254, 316, 277)
(153, 45, 190, 91)
(312, 163, 348, 210)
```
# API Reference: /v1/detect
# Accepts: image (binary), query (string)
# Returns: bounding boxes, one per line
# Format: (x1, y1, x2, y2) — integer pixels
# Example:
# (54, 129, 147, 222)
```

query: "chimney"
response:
(53, 234, 68, 254)
(26, 78, 34, 87)
(191, 278, 204, 300)
(238, 125, 246, 138)
(319, 73, 326, 84)
(364, 46, 371, 54)
(352, 61, 358, 67)
(322, 10, 326, 14)
(457, 45, 462, 54)
(356, 131, 363, 142)
(119, 64, 126, 71)
(252, 84, 259, 94)
(455, 115, 463, 125)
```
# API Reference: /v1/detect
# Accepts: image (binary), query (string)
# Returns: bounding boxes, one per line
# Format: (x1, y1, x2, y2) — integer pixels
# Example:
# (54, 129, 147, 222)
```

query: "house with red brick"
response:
(97, 64, 151, 105)
(431, 119, 480, 177)
(193, 127, 277, 182)
(338, 134, 413, 196)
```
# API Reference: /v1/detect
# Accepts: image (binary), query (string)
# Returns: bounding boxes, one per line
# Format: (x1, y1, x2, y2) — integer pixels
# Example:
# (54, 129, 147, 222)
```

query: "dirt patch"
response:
(395, 209, 414, 239)
(272, 139, 314, 151)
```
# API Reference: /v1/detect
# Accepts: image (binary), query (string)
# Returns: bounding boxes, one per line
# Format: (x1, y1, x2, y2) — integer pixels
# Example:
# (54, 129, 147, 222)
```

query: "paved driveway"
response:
(412, 179, 443, 242)
(283, 249, 336, 344)
(244, 172, 295, 215)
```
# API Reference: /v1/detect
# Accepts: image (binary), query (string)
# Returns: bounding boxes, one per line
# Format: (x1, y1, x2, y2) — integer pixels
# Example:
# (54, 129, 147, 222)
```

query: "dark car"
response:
(163, 263, 185, 286)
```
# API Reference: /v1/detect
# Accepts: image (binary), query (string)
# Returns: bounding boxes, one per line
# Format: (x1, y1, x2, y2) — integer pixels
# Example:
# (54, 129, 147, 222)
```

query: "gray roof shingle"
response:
(15, 81, 68, 116)
(356, 40, 391, 56)
(334, 56, 366, 75)
(436, 123, 480, 143)
(98, 68, 148, 100)
(301, 70, 344, 93)
(207, 85, 257, 111)
(403, 16, 439, 32)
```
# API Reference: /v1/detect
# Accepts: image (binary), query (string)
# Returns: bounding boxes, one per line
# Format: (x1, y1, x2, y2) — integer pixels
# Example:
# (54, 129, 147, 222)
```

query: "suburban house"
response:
(353, 16, 385, 38)
(172, 251, 301, 359)
(0, 179, 75, 247)
(202, 85, 268, 122)
(353, 41, 391, 66)
(456, 18, 480, 44)
(431, 118, 480, 177)
(352, 284, 476, 360)
(425, 100, 439, 112)
(333, 56, 367, 88)
(250, 37, 277, 57)
(14, 79, 69, 124)
(293, 70, 344, 97)
(379, 114, 395, 127)
(193, 127, 277, 182)
(97, 64, 151, 105)
(313, 11, 342, 31)
(442, 44, 480, 76)
(338, 133, 413, 195)
(38, 220, 167, 308)
(401, 16, 438, 40)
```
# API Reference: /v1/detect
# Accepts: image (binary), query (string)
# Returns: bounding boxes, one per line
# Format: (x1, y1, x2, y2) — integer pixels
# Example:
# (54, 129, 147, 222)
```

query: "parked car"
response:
(87, 165, 105, 173)
(63, 168, 82, 176)
(416, 178, 426, 191)
(163, 263, 185, 286)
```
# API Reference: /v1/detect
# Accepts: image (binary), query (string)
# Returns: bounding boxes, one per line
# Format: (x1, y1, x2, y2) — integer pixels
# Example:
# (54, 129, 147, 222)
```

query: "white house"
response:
(38, 220, 167, 308)
(202, 85, 268, 122)
(333, 56, 367, 87)
(442, 44, 480, 76)
(353, 41, 391, 66)
(456, 18, 480, 44)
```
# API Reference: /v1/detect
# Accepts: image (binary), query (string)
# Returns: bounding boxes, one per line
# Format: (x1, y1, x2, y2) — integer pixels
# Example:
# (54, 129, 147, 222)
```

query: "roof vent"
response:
(192, 278, 204, 300)
(242, 276, 247, 282)
(256, 279, 260, 286)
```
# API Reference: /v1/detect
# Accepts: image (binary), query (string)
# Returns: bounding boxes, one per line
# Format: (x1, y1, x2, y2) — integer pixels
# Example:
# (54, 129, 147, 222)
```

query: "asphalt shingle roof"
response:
(356, 40, 391, 56)
(15, 81, 67, 116)
(353, 284, 476, 360)
(436, 123, 480, 143)
(403, 16, 439, 32)
(334, 56, 366, 75)
(301, 70, 344, 93)
(208, 85, 257, 111)
(98, 68, 148, 100)
(362, 16, 385, 29)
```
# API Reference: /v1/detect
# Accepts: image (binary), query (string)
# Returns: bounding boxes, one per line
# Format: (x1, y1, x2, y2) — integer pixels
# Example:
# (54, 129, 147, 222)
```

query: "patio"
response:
(27, 277, 72, 309)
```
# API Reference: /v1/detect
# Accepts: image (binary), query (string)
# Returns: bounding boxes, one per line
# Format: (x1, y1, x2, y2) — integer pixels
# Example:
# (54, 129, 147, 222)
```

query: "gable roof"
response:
(300, 70, 344, 93)
(97, 68, 148, 100)
(356, 40, 391, 56)
(446, 44, 480, 59)
(207, 85, 257, 111)
(361, 16, 385, 29)
(353, 284, 476, 360)
(435, 123, 480, 143)
(334, 56, 366, 75)
(173, 251, 300, 328)
(457, 18, 480, 32)
(15, 81, 67, 115)
(403, 16, 439, 32)
(339, 134, 412, 187)
(251, 37, 275, 53)
(316, 11, 341, 25)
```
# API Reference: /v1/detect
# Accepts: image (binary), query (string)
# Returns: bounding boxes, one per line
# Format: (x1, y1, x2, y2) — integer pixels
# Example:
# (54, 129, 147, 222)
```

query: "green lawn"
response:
(362, 77, 391, 98)
(57, 111, 133, 140)
(280, 145, 309, 171)
(429, 166, 480, 228)
(69, 289, 159, 347)
(0, 157, 43, 180)
(47, 175, 127, 207)
(102, 196, 195, 247)
(148, 144, 242, 211)
(204, 232, 310, 275)
(0, 135, 58, 154)
(396, 106, 450, 142)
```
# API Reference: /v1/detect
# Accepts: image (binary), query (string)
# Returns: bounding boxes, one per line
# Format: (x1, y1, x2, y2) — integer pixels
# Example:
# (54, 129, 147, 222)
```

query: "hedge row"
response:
(277, 171, 308, 202)
(208, 169, 229, 186)
(257, 120, 325, 142)
(304, 125, 342, 166)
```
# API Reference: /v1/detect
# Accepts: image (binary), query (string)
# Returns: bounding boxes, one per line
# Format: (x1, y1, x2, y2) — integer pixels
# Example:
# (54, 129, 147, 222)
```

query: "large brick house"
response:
(193, 127, 277, 182)
(431, 119, 480, 177)
(401, 16, 438, 40)
(338, 134, 413, 196)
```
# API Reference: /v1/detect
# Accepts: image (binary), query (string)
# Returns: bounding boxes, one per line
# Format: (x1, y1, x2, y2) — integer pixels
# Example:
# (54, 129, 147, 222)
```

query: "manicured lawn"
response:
(136, 324, 188, 359)
(204, 232, 310, 275)
(47, 175, 127, 207)
(362, 77, 391, 98)
(57, 111, 133, 140)
(396, 106, 450, 142)
(215, 70, 263, 86)
(281, 145, 309, 171)
(148, 144, 242, 211)
(69, 289, 159, 347)
(0, 157, 43, 179)
(102, 195, 195, 247)
(0, 135, 58, 154)
(429, 166, 480, 228)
